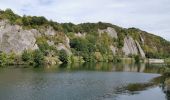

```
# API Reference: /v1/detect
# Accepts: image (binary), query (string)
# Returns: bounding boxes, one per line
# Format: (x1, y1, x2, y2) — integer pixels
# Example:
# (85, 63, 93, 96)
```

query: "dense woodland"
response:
(0, 9, 170, 66)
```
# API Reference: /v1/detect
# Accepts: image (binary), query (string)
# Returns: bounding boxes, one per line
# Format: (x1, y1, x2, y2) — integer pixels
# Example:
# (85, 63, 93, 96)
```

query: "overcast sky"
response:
(0, 0, 170, 40)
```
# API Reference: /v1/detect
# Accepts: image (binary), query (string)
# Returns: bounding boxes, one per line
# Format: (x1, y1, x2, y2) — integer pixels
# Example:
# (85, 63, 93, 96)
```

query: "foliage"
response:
(36, 37, 49, 53)
(0, 52, 7, 66)
(33, 50, 44, 66)
(0, 51, 16, 66)
(7, 52, 16, 65)
(1, 8, 170, 65)
(70, 37, 95, 53)
(94, 52, 103, 62)
(22, 50, 33, 64)
(134, 55, 140, 63)
(0, 8, 21, 24)
(58, 50, 69, 63)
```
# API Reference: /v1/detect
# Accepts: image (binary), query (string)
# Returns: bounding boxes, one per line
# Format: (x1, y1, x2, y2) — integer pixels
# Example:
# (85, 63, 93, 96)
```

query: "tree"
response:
(134, 55, 140, 63)
(22, 50, 33, 62)
(33, 50, 44, 66)
(0, 52, 7, 66)
(59, 50, 68, 63)
(70, 38, 95, 53)
(7, 52, 16, 65)
(22, 15, 29, 26)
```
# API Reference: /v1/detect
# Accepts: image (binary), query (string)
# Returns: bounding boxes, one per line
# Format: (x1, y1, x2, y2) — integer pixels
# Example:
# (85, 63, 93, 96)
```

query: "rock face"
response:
(0, 20, 146, 58)
(135, 41, 145, 58)
(122, 36, 146, 58)
(75, 32, 86, 37)
(98, 27, 118, 39)
(56, 43, 72, 55)
(47, 40, 71, 55)
(122, 36, 138, 56)
(65, 35, 70, 48)
(0, 20, 38, 54)
(44, 26, 56, 36)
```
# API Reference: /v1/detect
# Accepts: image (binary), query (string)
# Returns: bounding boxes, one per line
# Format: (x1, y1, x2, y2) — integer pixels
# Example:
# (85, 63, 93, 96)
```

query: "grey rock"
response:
(122, 36, 146, 58)
(65, 35, 70, 48)
(44, 26, 56, 36)
(56, 43, 72, 55)
(47, 40, 55, 46)
(140, 34, 144, 44)
(135, 40, 145, 58)
(98, 27, 118, 39)
(75, 32, 86, 37)
(0, 20, 38, 54)
(122, 36, 138, 56)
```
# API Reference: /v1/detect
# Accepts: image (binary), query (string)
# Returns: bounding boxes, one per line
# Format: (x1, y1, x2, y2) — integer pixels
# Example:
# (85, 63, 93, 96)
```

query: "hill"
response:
(0, 8, 170, 65)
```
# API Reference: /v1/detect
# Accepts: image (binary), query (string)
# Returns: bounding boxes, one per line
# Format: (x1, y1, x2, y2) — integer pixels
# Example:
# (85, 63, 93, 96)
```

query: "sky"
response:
(0, 0, 170, 40)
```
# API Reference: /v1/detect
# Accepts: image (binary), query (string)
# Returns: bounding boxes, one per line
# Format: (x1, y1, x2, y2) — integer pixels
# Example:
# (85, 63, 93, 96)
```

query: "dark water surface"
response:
(0, 63, 167, 100)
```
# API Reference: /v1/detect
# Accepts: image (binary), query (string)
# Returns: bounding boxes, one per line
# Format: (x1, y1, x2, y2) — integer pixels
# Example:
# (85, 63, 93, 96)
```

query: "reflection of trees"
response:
(56, 62, 166, 73)
(157, 76, 170, 100)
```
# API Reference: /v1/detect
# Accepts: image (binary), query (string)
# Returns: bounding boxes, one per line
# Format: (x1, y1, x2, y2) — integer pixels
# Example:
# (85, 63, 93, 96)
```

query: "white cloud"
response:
(0, 0, 170, 40)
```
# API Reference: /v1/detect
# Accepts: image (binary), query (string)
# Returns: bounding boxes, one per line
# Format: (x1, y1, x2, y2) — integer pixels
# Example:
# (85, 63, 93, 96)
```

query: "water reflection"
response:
(53, 62, 166, 74)
(0, 62, 168, 100)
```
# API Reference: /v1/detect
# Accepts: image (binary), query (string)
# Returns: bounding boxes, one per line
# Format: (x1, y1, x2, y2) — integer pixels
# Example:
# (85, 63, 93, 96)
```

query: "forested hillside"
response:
(0, 9, 170, 66)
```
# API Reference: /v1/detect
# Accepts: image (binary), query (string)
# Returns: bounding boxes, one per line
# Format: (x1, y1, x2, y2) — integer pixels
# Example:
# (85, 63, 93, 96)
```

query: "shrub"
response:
(33, 50, 44, 66)
(94, 52, 103, 62)
(7, 52, 16, 65)
(59, 50, 69, 63)
(134, 55, 140, 63)
(22, 50, 33, 62)
(0, 52, 7, 66)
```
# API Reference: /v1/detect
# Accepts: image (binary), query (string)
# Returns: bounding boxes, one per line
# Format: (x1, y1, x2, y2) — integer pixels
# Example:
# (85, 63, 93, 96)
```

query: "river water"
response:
(0, 63, 168, 100)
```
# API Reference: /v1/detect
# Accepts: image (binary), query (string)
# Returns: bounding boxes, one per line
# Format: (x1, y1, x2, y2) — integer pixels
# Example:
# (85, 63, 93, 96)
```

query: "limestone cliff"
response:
(122, 36, 145, 58)
(0, 20, 38, 54)
(0, 20, 147, 58)
(0, 20, 71, 54)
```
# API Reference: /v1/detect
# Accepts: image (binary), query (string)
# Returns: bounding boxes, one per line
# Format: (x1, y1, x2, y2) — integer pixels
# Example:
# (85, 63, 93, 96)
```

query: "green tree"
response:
(22, 50, 33, 62)
(59, 50, 68, 63)
(33, 50, 44, 66)
(134, 55, 140, 63)
(7, 52, 16, 65)
(0, 52, 7, 66)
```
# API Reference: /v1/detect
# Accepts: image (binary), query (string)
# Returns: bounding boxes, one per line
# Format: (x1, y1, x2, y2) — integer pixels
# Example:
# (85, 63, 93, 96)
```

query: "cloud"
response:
(0, 0, 170, 40)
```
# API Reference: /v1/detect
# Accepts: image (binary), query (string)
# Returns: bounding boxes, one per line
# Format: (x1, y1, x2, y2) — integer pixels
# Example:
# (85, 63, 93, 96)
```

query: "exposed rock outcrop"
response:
(75, 32, 86, 37)
(122, 36, 138, 56)
(0, 20, 38, 54)
(56, 43, 72, 55)
(65, 35, 70, 48)
(122, 36, 146, 58)
(135, 41, 145, 58)
(47, 39, 72, 55)
(98, 27, 118, 39)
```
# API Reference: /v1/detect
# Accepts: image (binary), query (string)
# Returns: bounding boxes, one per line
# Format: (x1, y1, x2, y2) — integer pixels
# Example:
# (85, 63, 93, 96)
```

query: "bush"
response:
(134, 55, 140, 63)
(70, 38, 95, 53)
(7, 52, 16, 65)
(21, 50, 34, 65)
(0, 52, 7, 66)
(33, 50, 44, 66)
(59, 50, 69, 63)
(22, 50, 33, 62)
(94, 52, 103, 62)
(82, 53, 95, 62)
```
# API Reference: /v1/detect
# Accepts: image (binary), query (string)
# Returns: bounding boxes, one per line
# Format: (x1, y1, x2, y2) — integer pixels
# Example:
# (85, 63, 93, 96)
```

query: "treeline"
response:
(0, 9, 121, 33)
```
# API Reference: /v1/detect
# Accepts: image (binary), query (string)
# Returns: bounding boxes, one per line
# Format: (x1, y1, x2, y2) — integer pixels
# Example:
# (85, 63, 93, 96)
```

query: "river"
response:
(0, 63, 168, 100)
